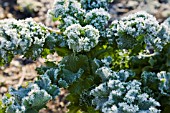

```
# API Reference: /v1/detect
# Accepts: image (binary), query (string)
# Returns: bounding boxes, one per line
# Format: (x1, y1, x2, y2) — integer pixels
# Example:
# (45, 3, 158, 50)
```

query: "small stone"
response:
(39, 11, 44, 16)
(11, 75, 20, 80)
(162, 10, 170, 18)
(7, 13, 13, 18)
(11, 60, 21, 67)
(127, 1, 139, 8)
(0, 87, 7, 94)
(60, 102, 64, 107)
(117, 3, 124, 8)
(34, 17, 40, 22)
(10, 67, 20, 72)
(5, 80, 17, 85)
(0, 78, 5, 83)
(116, 8, 129, 14)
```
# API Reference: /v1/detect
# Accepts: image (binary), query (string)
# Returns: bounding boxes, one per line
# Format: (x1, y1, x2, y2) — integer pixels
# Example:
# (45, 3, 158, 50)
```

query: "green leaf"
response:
(55, 47, 72, 56)
(35, 73, 60, 98)
(45, 61, 58, 67)
(60, 54, 90, 73)
(9, 87, 31, 103)
(25, 109, 39, 113)
(0, 101, 6, 113)
(166, 47, 170, 67)
(22, 90, 52, 111)
(163, 105, 170, 113)
(61, 69, 84, 85)
(85, 106, 100, 113)
(158, 72, 170, 95)
(67, 105, 80, 113)
(41, 48, 51, 58)
(148, 57, 156, 67)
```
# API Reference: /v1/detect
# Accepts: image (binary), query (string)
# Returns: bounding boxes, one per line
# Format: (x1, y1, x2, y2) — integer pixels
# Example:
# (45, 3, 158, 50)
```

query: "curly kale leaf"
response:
(141, 71, 160, 91)
(85, 8, 110, 30)
(44, 32, 67, 49)
(0, 70, 61, 113)
(22, 86, 52, 112)
(96, 65, 135, 82)
(91, 80, 161, 113)
(60, 54, 89, 73)
(1, 84, 52, 113)
(157, 71, 170, 96)
(58, 68, 84, 88)
(141, 71, 170, 96)
(49, 0, 85, 30)
(58, 54, 95, 90)
(91, 68, 161, 113)
(57, 55, 102, 112)
(156, 18, 170, 51)
(80, 0, 112, 11)
(110, 11, 160, 50)
(0, 18, 49, 65)
(35, 73, 60, 98)
(141, 71, 170, 111)
(64, 24, 100, 52)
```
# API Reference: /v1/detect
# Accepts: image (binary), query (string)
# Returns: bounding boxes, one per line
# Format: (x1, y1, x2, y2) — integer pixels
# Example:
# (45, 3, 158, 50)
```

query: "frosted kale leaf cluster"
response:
(85, 8, 110, 30)
(163, 17, 170, 28)
(95, 66, 134, 82)
(64, 24, 100, 52)
(62, 16, 79, 30)
(159, 22, 170, 43)
(1, 84, 51, 113)
(0, 18, 48, 63)
(157, 71, 170, 96)
(0, 69, 60, 113)
(142, 71, 170, 96)
(80, 0, 113, 11)
(50, 0, 111, 32)
(50, 0, 85, 30)
(90, 66, 161, 113)
(51, 0, 84, 18)
(2, 96, 25, 113)
(45, 32, 67, 50)
(110, 11, 160, 49)
(18, 84, 52, 112)
(156, 18, 170, 50)
(58, 68, 84, 88)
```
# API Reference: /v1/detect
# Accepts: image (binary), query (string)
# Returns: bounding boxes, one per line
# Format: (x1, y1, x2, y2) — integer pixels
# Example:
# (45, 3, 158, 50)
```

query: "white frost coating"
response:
(85, 8, 110, 18)
(64, 24, 100, 52)
(50, 0, 85, 30)
(110, 11, 160, 49)
(120, 11, 159, 37)
(80, 0, 110, 10)
(90, 69, 161, 113)
(0, 18, 48, 62)
(85, 8, 110, 30)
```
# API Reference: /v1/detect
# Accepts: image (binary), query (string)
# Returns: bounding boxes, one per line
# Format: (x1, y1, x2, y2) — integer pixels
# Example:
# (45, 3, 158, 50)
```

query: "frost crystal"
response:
(85, 8, 110, 30)
(50, 0, 85, 30)
(64, 24, 100, 52)
(91, 69, 161, 113)
(156, 19, 170, 50)
(0, 18, 48, 63)
(80, 0, 111, 11)
(110, 11, 160, 49)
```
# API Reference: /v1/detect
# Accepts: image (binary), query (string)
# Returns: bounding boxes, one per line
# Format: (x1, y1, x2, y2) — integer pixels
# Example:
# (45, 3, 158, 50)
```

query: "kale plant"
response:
(0, 0, 170, 113)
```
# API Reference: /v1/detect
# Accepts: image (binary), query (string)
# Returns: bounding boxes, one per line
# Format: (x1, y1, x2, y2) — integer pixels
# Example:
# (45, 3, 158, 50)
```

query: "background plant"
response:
(0, 0, 170, 113)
